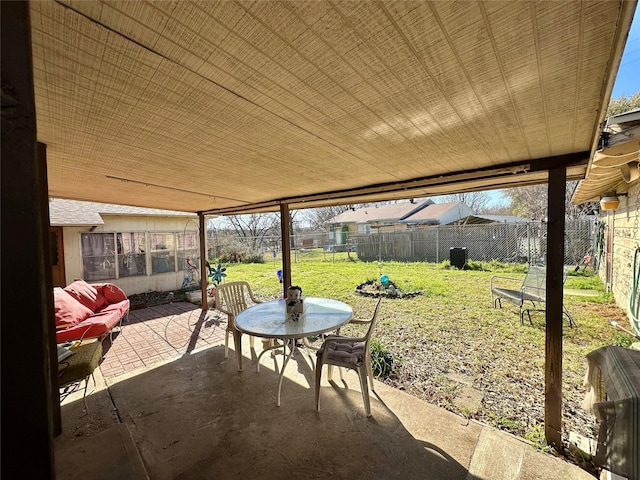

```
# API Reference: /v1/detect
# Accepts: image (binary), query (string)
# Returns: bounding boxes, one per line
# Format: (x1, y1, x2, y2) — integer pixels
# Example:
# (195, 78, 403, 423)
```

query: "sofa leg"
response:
(82, 376, 90, 412)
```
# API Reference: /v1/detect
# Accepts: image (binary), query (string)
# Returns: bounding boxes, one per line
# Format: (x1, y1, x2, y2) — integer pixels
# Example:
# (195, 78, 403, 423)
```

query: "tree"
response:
(501, 182, 597, 220)
(434, 191, 491, 213)
(303, 205, 353, 231)
(222, 213, 280, 252)
(607, 90, 640, 117)
(482, 203, 514, 216)
(564, 182, 599, 218)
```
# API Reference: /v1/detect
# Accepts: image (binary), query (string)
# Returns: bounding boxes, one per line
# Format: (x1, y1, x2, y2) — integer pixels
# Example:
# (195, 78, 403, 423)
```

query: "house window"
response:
(117, 232, 147, 277)
(177, 232, 199, 272)
(149, 233, 176, 274)
(81, 233, 116, 281)
(358, 224, 371, 234)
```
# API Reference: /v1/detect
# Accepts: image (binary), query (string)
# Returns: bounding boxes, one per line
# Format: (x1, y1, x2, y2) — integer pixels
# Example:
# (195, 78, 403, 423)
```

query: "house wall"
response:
(329, 223, 357, 244)
(598, 181, 640, 323)
(371, 223, 406, 232)
(62, 214, 199, 295)
(439, 204, 475, 225)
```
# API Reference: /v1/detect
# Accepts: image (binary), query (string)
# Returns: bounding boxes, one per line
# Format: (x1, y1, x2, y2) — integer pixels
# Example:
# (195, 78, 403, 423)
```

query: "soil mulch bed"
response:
(355, 279, 422, 299)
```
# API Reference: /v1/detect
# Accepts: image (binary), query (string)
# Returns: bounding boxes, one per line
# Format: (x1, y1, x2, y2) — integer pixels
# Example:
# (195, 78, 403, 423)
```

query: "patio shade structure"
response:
(30, 0, 634, 214)
(1, 0, 637, 478)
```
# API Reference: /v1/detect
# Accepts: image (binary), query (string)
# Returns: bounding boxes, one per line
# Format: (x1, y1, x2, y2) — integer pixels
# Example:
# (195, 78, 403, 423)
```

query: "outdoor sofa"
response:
(54, 279, 130, 343)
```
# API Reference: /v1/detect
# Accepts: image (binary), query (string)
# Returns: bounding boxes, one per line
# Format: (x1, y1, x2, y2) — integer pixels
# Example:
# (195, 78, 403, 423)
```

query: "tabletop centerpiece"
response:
(286, 285, 304, 320)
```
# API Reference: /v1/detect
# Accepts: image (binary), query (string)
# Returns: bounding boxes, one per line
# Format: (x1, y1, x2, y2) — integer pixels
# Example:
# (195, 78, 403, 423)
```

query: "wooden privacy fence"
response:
(352, 220, 594, 265)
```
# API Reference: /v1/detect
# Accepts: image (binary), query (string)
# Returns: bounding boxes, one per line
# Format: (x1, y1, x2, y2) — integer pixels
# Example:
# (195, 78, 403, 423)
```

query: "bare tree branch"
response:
(435, 192, 491, 213)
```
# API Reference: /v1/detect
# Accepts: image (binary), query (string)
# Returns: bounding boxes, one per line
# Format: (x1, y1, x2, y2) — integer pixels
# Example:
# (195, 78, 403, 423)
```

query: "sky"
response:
(612, 7, 640, 98)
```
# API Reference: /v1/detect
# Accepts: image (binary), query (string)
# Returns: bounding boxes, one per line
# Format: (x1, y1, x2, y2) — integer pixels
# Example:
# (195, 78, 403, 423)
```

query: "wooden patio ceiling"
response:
(31, 0, 635, 215)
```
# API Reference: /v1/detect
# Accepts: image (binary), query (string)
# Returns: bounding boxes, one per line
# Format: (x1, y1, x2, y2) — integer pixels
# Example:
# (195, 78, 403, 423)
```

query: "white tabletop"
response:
(235, 297, 353, 339)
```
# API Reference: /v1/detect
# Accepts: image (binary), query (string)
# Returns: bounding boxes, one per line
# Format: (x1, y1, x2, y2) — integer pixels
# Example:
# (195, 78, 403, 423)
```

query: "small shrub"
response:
(370, 339, 398, 378)
(465, 260, 486, 271)
(612, 332, 636, 348)
(241, 251, 265, 264)
(523, 423, 551, 452)
(219, 251, 246, 263)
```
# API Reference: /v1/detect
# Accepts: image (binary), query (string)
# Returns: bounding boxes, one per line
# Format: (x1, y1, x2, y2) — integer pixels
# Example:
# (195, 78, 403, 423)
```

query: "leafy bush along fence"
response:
(352, 219, 594, 266)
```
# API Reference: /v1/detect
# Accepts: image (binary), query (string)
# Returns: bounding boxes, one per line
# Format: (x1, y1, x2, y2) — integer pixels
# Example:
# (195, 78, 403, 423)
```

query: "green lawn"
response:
(211, 256, 635, 452)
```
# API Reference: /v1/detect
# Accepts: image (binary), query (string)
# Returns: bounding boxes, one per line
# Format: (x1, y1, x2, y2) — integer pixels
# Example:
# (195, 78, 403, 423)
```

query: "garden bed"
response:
(355, 279, 422, 299)
(128, 290, 189, 310)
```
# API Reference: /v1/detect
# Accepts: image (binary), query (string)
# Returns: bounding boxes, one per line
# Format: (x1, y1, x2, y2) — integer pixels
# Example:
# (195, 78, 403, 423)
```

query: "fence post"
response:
(527, 222, 531, 265)
(436, 225, 439, 263)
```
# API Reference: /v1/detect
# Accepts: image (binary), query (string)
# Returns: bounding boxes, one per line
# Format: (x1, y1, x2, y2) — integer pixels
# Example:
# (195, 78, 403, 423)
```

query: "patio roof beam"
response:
(279, 204, 292, 298)
(199, 213, 208, 310)
(545, 166, 567, 449)
(201, 152, 588, 216)
(1, 2, 57, 476)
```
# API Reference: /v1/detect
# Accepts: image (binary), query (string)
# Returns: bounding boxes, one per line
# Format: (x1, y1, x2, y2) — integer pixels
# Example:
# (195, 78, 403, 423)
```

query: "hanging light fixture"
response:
(600, 191, 620, 211)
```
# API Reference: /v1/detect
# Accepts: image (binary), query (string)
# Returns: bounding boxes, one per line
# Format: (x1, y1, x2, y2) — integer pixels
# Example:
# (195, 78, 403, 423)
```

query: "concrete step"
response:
(56, 423, 149, 480)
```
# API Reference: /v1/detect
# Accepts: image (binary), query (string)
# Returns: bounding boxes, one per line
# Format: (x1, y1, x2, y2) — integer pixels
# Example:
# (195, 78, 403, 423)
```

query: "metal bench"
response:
(490, 265, 575, 327)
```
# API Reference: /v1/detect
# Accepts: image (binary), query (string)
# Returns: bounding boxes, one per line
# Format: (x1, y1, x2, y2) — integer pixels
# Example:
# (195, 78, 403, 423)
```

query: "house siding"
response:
(62, 215, 198, 295)
(599, 181, 640, 324)
(439, 204, 474, 225)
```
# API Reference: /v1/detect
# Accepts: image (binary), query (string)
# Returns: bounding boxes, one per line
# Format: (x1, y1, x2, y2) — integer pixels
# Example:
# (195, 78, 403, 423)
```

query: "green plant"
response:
(465, 260, 486, 271)
(241, 251, 265, 264)
(459, 405, 472, 419)
(370, 339, 398, 378)
(523, 423, 551, 452)
(496, 416, 519, 430)
(612, 332, 636, 348)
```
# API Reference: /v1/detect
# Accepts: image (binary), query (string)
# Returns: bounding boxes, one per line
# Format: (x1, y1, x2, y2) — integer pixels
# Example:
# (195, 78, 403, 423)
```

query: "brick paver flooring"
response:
(99, 302, 227, 379)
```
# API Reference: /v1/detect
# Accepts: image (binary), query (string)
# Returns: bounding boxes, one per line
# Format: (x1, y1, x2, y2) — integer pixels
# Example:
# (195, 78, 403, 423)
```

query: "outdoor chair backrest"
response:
(315, 297, 383, 417)
(522, 266, 569, 300)
(215, 281, 260, 326)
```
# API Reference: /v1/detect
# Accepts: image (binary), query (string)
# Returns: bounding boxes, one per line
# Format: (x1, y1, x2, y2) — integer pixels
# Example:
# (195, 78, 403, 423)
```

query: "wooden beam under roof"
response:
(201, 152, 589, 215)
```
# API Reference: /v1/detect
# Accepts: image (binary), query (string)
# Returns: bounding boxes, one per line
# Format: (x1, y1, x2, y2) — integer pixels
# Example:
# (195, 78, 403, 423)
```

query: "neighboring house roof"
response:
(328, 200, 433, 224)
(459, 214, 531, 225)
(573, 108, 640, 205)
(401, 201, 473, 225)
(49, 198, 196, 226)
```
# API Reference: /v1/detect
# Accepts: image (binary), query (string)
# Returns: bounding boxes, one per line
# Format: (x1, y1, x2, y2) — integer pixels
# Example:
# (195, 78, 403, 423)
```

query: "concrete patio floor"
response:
(55, 302, 597, 480)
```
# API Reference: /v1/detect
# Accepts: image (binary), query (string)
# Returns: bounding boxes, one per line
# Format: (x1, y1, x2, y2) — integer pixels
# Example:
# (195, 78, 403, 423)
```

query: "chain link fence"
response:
(207, 219, 595, 266)
(352, 219, 594, 265)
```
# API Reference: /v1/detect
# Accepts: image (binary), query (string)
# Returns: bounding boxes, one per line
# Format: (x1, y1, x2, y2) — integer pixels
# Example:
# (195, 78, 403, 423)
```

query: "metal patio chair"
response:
(490, 265, 575, 327)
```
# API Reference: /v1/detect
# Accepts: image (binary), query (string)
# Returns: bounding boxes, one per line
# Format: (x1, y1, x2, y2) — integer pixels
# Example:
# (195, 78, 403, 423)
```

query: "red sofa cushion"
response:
(55, 282, 130, 343)
(100, 300, 130, 317)
(64, 280, 108, 312)
(55, 310, 121, 343)
(54, 287, 93, 328)
(55, 302, 129, 343)
(94, 283, 127, 307)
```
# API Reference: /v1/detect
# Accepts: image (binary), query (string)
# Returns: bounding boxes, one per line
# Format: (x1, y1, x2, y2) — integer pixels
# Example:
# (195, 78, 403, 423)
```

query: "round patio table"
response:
(235, 297, 353, 406)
